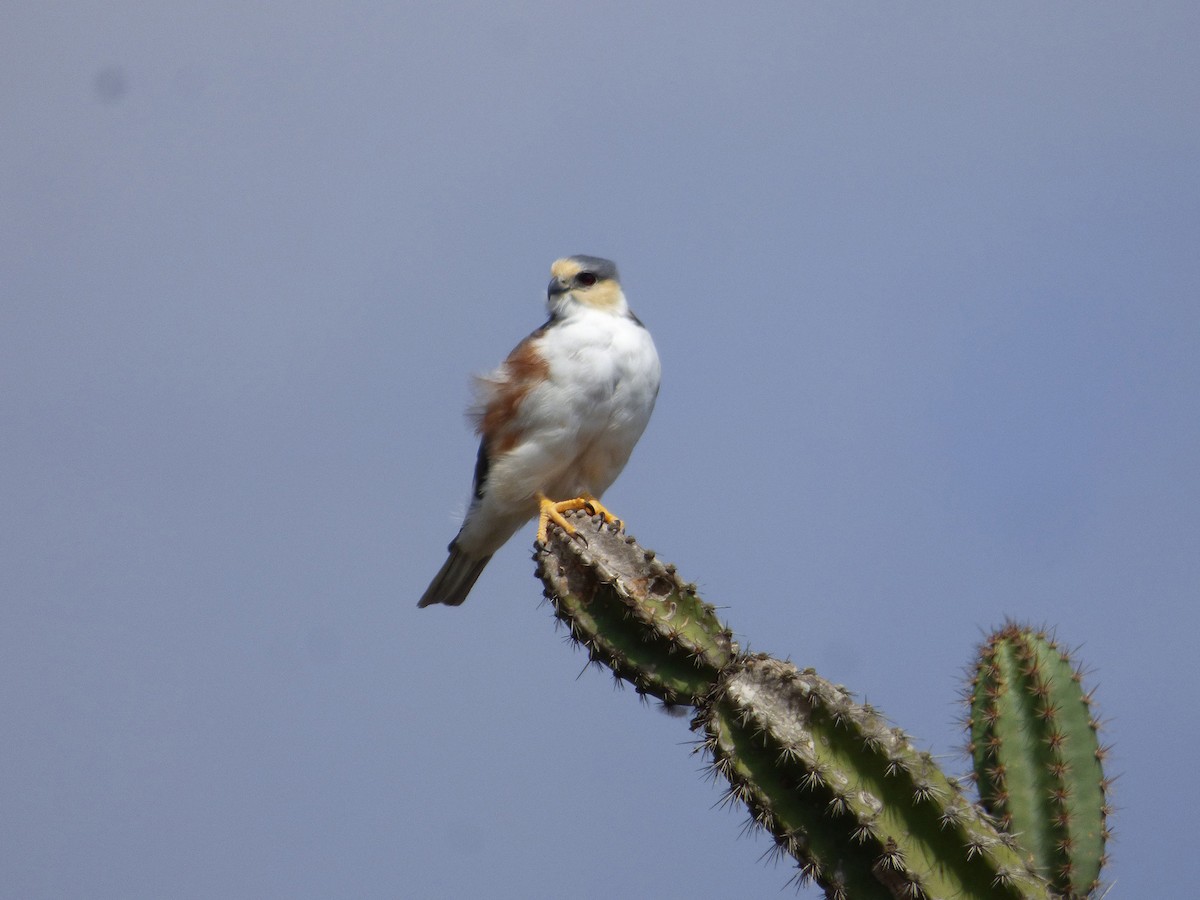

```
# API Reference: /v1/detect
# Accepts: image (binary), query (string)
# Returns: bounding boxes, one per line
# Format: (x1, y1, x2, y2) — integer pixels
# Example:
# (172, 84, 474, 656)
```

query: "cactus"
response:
(534, 511, 1109, 898)
(703, 654, 1051, 899)
(534, 513, 733, 705)
(968, 624, 1111, 898)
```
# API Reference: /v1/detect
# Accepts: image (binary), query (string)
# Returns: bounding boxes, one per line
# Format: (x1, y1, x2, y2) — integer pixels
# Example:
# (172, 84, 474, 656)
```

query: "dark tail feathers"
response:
(417, 545, 492, 607)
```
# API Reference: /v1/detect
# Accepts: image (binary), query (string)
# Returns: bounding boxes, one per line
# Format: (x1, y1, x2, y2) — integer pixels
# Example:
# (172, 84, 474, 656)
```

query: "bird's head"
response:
(547, 255, 627, 315)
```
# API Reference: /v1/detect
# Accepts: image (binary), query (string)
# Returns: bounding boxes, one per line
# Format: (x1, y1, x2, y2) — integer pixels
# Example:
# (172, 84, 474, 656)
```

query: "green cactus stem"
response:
(536, 513, 1062, 899)
(968, 624, 1110, 898)
(703, 655, 1053, 900)
(533, 509, 734, 706)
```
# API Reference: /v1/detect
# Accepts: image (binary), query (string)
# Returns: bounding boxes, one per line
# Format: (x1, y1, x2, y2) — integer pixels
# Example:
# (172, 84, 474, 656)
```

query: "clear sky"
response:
(3, 3, 1197, 897)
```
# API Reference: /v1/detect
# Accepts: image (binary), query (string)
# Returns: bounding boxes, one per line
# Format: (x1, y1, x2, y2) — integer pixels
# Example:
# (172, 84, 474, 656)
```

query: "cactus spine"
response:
(536, 511, 1110, 898)
(969, 624, 1110, 898)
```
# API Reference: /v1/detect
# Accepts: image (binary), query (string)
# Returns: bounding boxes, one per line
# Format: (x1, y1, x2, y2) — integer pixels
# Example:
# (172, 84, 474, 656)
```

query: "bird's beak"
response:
(548, 276, 568, 298)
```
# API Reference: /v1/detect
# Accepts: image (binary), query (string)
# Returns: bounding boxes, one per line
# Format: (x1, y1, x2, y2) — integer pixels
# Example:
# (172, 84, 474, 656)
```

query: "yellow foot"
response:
(536, 493, 622, 544)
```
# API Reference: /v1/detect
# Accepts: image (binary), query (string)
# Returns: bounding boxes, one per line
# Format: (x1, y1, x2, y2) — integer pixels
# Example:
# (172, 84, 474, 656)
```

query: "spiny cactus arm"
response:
(533, 510, 734, 706)
(969, 624, 1111, 898)
(536, 514, 1060, 899)
(704, 656, 1054, 900)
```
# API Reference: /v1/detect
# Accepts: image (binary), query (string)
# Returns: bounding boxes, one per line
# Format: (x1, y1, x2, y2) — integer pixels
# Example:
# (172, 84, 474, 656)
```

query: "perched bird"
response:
(418, 255, 661, 608)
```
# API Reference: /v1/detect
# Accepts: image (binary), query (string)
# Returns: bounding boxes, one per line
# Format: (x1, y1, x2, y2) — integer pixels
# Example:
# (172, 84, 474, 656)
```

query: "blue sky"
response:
(3, 3, 1197, 897)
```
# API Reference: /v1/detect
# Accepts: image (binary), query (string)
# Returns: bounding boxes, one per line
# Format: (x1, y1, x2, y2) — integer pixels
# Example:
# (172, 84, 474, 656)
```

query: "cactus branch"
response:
(534, 512, 1082, 898)
(968, 624, 1110, 898)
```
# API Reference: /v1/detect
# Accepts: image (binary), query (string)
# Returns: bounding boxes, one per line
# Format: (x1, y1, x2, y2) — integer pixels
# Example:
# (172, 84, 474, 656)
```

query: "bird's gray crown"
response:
(567, 255, 619, 282)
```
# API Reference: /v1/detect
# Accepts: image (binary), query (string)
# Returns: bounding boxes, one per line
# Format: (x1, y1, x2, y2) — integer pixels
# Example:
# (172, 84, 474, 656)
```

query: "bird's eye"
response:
(575, 272, 597, 287)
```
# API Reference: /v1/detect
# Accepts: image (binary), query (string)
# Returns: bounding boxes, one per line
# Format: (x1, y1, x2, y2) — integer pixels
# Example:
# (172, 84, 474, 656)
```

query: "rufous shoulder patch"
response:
(474, 334, 550, 454)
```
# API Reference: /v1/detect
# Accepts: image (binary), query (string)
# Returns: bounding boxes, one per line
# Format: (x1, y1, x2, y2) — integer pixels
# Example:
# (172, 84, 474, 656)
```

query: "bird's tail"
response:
(417, 543, 492, 607)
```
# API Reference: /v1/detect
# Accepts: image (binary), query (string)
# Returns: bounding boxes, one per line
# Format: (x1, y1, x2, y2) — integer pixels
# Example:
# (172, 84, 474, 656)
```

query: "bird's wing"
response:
(468, 324, 553, 457)
(470, 436, 491, 501)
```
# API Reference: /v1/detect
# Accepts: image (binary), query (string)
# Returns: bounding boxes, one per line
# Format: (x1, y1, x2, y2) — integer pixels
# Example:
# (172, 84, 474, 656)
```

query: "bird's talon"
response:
(537, 493, 625, 543)
(577, 495, 620, 529)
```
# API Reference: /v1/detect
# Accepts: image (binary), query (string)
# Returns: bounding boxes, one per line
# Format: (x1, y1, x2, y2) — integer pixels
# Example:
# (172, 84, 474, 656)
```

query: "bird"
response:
(418, 255, 661, 608)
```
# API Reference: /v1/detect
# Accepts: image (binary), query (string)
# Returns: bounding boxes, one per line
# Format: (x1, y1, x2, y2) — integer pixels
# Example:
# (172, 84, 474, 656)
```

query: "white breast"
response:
(493, 308, 660, 506)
